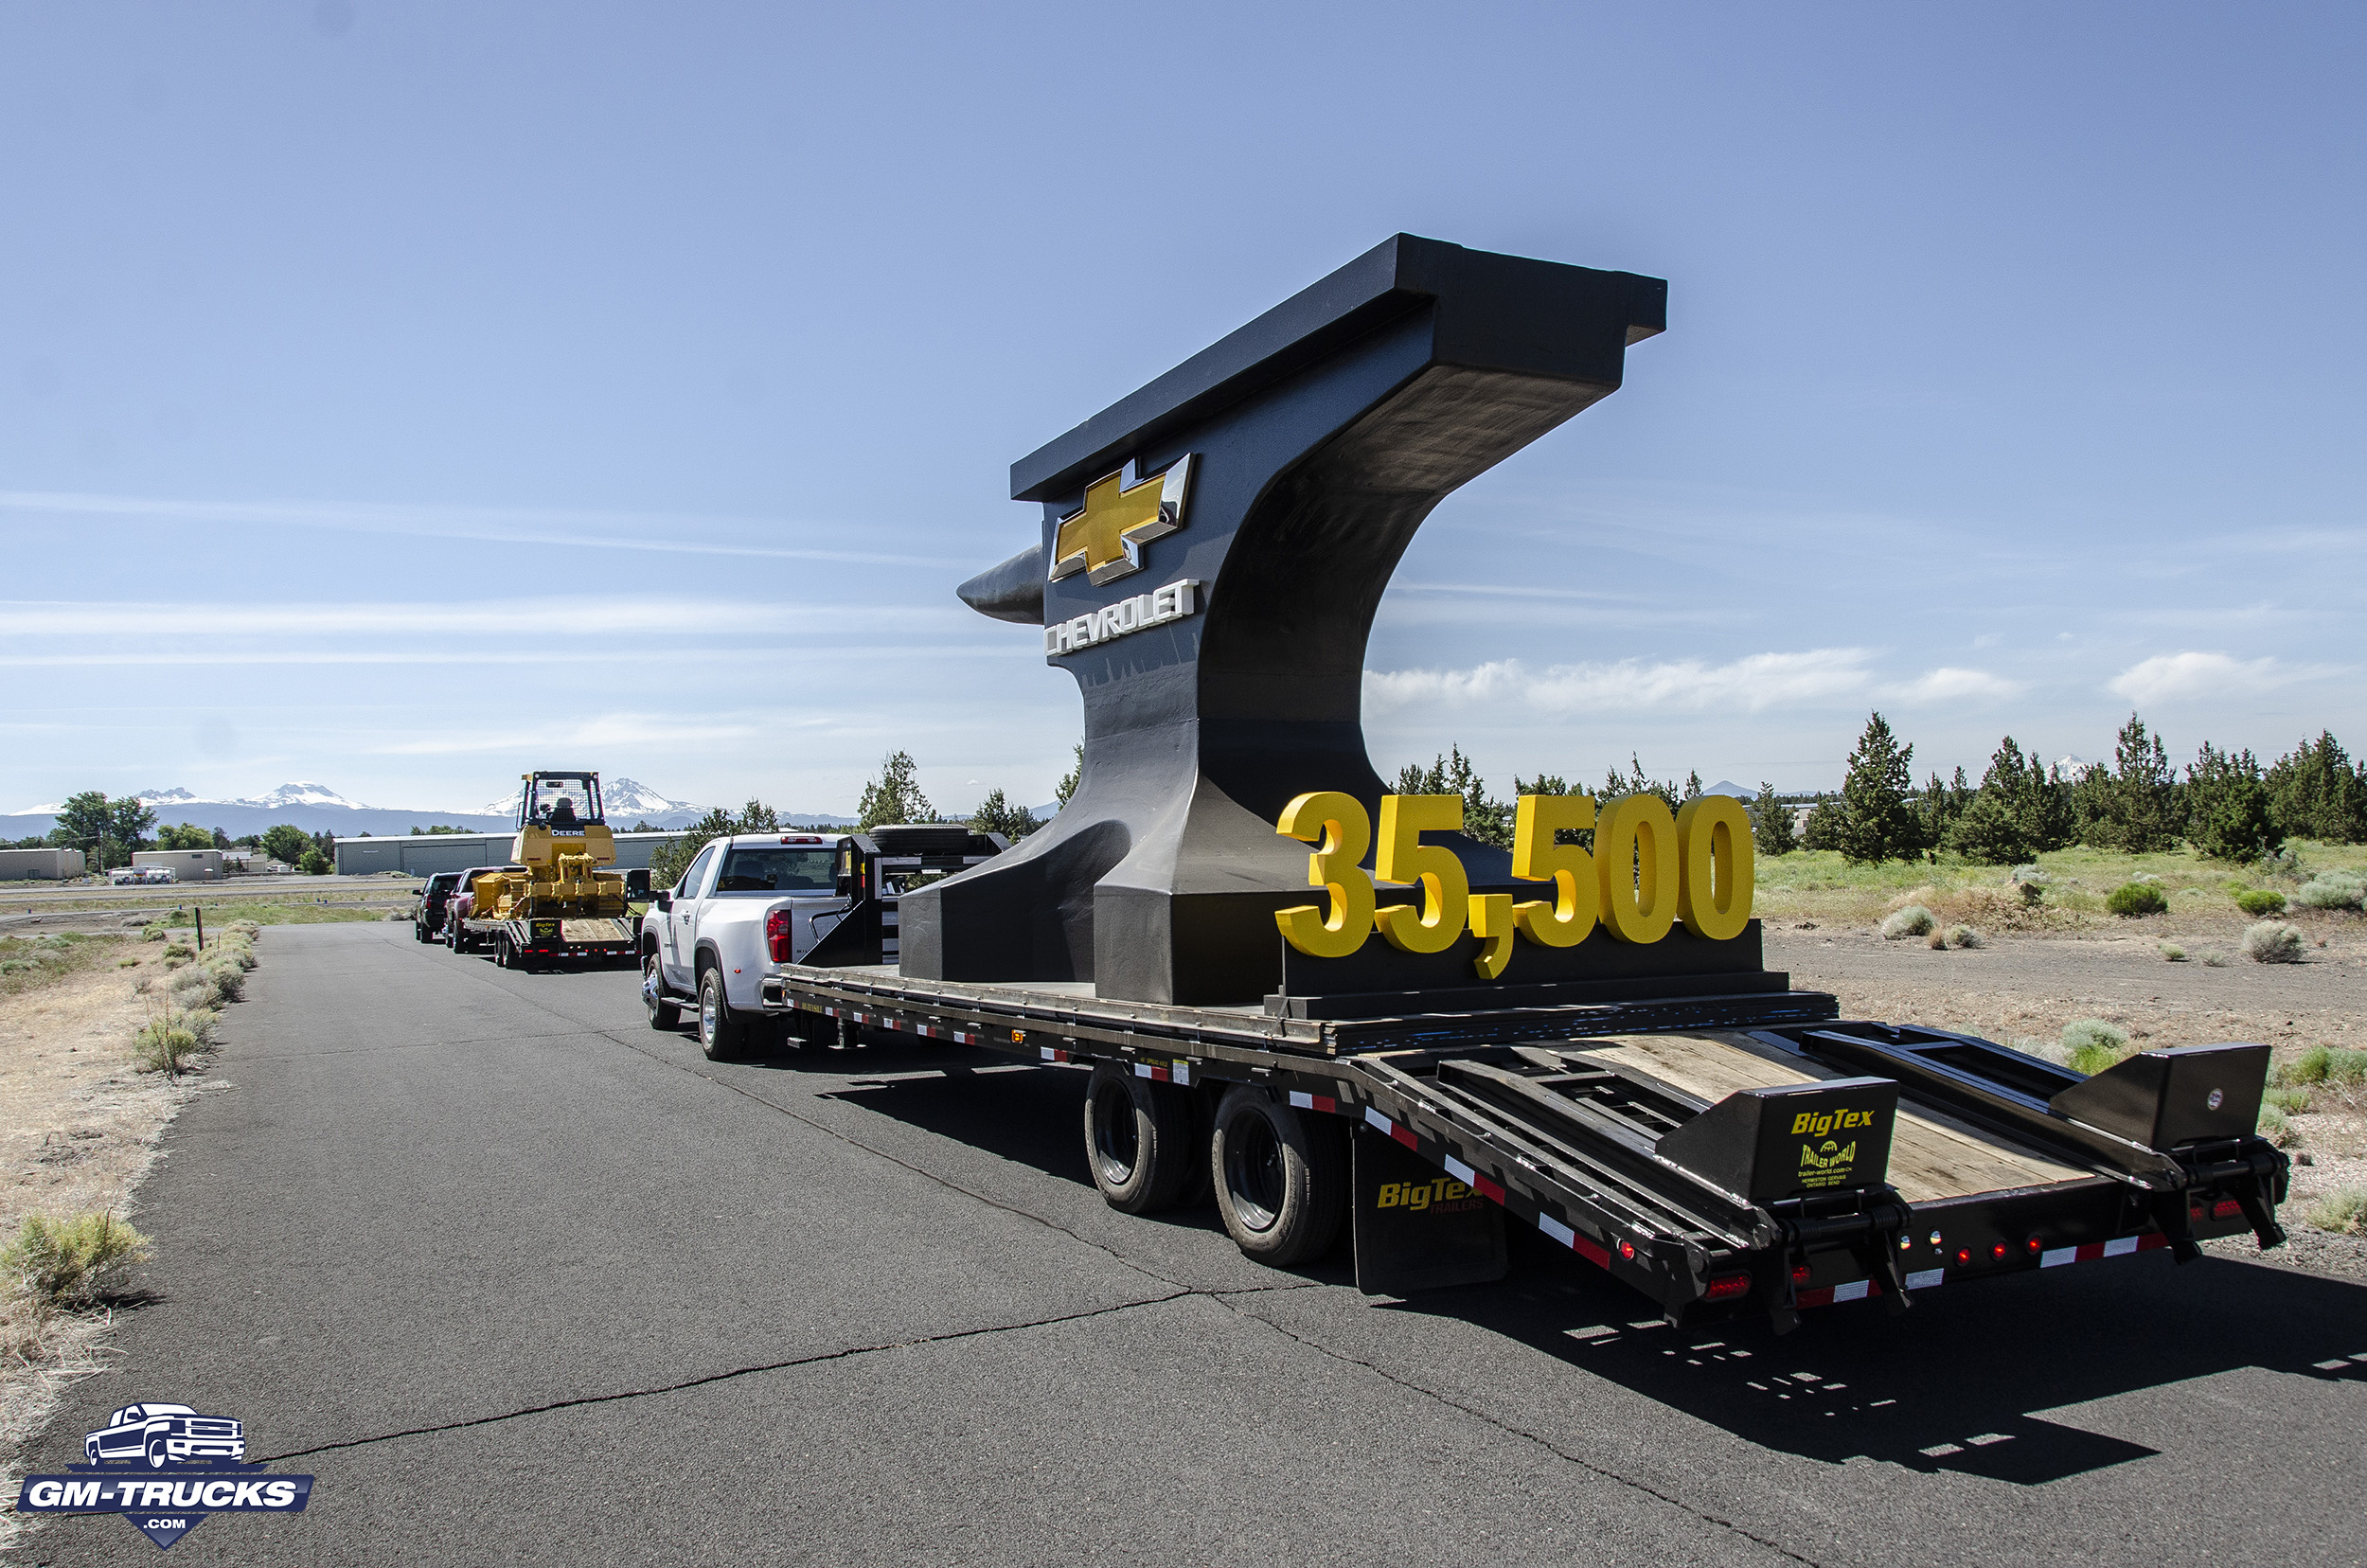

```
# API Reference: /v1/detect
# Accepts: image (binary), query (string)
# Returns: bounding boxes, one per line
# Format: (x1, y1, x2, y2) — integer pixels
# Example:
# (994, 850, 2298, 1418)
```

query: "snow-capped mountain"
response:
(2053, 755, 2097, 778)
(128, 782, 368, 811)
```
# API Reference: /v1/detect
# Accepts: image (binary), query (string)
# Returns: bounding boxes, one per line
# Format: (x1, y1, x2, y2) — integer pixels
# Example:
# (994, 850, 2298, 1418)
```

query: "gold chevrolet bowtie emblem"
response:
(1049, 454, 1194, 585)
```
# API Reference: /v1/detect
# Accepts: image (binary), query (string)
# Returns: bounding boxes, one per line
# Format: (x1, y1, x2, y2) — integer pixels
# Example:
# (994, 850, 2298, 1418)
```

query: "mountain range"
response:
(5, 779, 855, 839)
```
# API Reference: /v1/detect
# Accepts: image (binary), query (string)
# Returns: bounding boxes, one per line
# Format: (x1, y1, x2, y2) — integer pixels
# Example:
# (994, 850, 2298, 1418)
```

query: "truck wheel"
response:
(698, 966, 754, 1061)
(146, 1434, 168, 1469)
(1211, 1085, 1346, 1267)
(644, 955, 681, 1030)
(1083, 1062, 1193, 1214)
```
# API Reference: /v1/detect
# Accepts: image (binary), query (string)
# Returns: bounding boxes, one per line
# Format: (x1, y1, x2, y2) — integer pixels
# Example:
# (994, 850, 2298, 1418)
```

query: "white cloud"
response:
(2107, 650, 2332, 705)
(1365, 649, 1876, 715)
(1878, 667, 2022, 704)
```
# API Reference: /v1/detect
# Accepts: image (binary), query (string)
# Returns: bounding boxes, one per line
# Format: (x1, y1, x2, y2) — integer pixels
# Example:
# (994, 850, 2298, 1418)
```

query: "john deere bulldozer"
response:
(454, 771, 638, 971)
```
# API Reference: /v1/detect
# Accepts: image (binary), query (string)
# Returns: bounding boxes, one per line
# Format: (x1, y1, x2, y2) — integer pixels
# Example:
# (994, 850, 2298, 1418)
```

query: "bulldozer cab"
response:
(481, 770, 627, 921)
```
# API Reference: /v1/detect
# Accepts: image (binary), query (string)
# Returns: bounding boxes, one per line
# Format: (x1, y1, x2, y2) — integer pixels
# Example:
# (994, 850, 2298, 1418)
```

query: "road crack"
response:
(259, 1292, 1191, 1464)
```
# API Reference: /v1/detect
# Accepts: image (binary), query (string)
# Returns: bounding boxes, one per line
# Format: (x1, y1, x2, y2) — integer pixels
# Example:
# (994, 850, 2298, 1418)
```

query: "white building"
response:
(0, 847, 85, 881)
(133, 848, 227, 882)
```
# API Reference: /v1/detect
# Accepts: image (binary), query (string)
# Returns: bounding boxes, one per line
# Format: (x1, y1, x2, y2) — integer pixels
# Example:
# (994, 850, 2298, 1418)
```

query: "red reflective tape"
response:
(1473, 1174, 1505, 1204)
(1389, 1123, 1418, 1150)
(1573, 1234, 1611, 1269)
(1796, 1286, 1836, 1309)
(1311, 1095, 1337, 1114)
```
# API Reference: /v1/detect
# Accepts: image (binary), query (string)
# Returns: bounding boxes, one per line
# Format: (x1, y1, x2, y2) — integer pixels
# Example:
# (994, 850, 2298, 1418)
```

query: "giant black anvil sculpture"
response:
(903, 235, 1776, 1009)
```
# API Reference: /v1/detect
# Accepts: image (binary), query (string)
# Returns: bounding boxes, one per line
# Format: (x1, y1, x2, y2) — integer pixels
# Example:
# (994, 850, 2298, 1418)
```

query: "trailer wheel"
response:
(1083, 1062, 1193, 1214)
(644, 955, 681, 1030)
(698, 965, 755, 1061)
(1211, 1086, 1346, 1266)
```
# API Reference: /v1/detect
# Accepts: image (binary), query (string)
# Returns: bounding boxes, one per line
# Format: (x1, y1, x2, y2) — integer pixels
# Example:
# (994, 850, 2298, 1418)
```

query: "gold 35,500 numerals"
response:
(1273, 792, 1754, 979)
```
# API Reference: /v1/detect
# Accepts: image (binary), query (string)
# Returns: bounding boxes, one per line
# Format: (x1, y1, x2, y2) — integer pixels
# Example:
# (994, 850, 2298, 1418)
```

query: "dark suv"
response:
(413, 872, 462, 942)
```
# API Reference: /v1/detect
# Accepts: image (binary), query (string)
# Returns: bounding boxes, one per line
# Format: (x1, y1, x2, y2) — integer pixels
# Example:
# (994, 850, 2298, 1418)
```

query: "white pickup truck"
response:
(638, 832, 852, 1060)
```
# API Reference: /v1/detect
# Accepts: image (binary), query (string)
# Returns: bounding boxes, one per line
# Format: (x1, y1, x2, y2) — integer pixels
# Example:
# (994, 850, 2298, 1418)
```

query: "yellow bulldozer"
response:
(454, 771, 637, 970)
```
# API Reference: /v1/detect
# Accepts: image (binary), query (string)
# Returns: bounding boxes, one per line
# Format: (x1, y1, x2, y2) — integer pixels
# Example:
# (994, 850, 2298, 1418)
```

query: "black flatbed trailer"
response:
(757, 963, 2289, 1332)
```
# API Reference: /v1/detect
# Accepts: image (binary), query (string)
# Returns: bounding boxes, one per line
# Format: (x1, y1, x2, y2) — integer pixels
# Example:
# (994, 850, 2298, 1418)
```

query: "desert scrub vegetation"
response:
(1, 1213, 150, 1313)
(1878, 904, 1935, 940)
(0, 933, 120, 997)
(2293, 870, 2367, 910)
(2106, 881, 2170, 918)
(2306, 1188, 2367, 1236)
(2059, 1019, 2135, 1075)
(1751, 839, 2367, 934)
(2241, 920, 2305, 964)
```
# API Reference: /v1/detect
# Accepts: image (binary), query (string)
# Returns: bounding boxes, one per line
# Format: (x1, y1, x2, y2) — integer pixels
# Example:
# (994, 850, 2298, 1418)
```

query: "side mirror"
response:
(655, 891, 672, 912)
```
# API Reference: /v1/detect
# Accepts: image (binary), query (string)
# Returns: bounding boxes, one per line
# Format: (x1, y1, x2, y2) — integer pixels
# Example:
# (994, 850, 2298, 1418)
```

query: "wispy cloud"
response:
(2108, 650, 2340, 704)
(1366, 650, 1878, 714)
(1878, 667, 2022, 704)
(0, 490, 967, 569)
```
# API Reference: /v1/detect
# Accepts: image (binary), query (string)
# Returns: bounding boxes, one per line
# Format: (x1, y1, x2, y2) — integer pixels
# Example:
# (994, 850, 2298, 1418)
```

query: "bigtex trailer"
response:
(731, 235, 2287, 1332)
(760, 963, 2287, 1332)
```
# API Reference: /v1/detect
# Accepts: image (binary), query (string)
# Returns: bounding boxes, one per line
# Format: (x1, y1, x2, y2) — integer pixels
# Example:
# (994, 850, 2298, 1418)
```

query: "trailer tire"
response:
(1211, 1086, 1346, 1267)
(698, 965, 755, 1061)
(1083, 1062, 1193, 1214)
(644, 955, 681, 1030)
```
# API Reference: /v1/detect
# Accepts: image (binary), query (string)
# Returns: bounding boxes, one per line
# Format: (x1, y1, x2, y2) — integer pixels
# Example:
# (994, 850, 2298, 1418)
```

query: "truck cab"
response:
(84, 1402, 245, 1468)
(641, 826, 1006, 1060)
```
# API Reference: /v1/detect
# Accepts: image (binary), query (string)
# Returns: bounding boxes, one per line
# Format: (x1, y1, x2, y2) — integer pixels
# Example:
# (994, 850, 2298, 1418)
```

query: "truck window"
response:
(679, 845, 719, 897)
(714, 847, 836, 894)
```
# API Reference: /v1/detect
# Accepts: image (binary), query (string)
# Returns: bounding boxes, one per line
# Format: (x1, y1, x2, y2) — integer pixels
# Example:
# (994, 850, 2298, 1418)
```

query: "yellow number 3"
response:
(1273, 793, 1376, 958)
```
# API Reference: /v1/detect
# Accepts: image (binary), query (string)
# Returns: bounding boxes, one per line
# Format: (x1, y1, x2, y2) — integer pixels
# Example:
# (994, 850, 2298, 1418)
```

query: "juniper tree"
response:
(1836, 712, 1920, 864)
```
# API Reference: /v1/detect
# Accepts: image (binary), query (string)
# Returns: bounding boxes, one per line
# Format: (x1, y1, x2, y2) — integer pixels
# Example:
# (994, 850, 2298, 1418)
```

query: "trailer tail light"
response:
(1991, 1243, 2008, 1261)
(765, 908, 794, 962)
(2026, 1236, 2043, 1254)
(1703, 1274, 1751, 1303)
(1955, 1248, 1972, 1266)
(1617, 1239, 1636, 1261)
(1791, 1265, 1811, 1286)
(2212, 1198, 2243, 1220)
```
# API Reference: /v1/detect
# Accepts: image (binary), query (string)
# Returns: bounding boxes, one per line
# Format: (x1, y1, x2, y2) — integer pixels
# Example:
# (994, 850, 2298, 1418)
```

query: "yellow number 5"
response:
(1274, 793, 1376, 958)
(1374, 795, 1469, 954)
(1510, 794, 1598, 948)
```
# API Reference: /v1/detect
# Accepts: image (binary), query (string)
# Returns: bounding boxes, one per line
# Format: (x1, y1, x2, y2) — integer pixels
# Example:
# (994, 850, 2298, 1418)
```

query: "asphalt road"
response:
(17, 924, 2367, 1565)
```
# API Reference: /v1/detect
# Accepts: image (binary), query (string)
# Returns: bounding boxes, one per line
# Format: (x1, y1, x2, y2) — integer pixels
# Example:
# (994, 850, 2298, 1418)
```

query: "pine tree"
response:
(2266, 732, 2367, 844)
(1836, 713, 1920, 864)
(1752, 781, 1798, 857)
(1801, 794, 1843, 852)
(2098, 713, 2177, 852)
(1055, 744, 1083, 808)
(1397, 744, 1511, 847)
(2186, 743, 2282, 863)
(1948, 738, 2036, 864)
(856, 750, 934, 831)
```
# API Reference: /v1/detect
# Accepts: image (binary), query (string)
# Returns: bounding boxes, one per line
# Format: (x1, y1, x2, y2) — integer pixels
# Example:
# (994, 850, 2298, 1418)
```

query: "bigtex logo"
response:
(17, 1399, 313, 1551)
(1790, 1107, 1878, 1137)
(1376, 1177, 1483, 1212)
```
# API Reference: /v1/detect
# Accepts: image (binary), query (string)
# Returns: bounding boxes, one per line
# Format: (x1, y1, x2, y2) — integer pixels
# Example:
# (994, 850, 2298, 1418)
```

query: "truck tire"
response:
(698, 965, 755, 1062)
(1082, 1061, 1193, 1214)
(1211, 1085, 1347, 1267)
(644, 955, 681, 1030)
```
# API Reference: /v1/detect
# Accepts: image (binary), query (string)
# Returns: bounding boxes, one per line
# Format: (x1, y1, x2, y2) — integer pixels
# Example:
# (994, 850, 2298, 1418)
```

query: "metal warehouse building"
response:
(333, 830, 687, 878)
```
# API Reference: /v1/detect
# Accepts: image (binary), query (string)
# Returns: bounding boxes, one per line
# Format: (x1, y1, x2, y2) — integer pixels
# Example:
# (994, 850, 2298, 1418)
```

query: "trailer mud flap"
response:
(1352, 1125, 1506, 1296)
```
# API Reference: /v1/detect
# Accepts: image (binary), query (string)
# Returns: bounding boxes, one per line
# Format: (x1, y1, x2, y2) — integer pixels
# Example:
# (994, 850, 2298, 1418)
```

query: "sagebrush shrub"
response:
(2061, 1018, 2133, 1075)
(2294, 874, 2366, 911)
(0, 1213, 151, 1310)
(2242, 921, 2305, 964)
(2159, 942, 2186, 962)
(2305, 1188, 2367, 1236)
(2280, 1045, 2367, 1087)
(2106, 882, 2169, 918)
(1879, 905, 1935, 940)
(1946, 925, 1983, 949)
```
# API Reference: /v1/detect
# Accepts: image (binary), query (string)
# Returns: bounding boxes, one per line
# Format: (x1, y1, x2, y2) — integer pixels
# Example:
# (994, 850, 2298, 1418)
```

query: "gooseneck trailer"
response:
(750, 955, 2287, 1332)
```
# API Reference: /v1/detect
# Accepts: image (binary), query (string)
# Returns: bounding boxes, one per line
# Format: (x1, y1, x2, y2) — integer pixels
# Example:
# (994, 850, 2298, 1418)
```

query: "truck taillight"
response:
(1703, 1274, 1751, 1302)
(765, 908, 793, 962)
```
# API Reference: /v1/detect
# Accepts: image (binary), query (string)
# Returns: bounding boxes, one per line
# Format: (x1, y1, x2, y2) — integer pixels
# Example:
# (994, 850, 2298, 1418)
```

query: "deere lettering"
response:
(1790, 1108, 1878, 1137)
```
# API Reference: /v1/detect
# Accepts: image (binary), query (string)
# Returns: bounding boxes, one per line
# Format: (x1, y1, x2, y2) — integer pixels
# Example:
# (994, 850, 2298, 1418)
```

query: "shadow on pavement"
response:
(1388, 1222, 2367, 1485)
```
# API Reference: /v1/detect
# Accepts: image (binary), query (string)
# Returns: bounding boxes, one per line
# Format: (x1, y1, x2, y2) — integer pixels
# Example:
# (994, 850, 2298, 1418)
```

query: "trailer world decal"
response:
(15, 1400, 314, 1550)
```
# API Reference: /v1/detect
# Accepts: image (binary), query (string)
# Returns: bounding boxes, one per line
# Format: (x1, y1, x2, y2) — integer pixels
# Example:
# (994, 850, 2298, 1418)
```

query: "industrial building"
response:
(0, 847, 86, 881)
(333, 830, 686, 879)
(133, 848, 228, 882)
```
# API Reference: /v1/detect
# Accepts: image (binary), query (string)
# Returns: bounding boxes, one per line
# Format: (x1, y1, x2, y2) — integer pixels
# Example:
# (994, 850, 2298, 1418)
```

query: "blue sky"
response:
(3, 3, 2361, 815)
